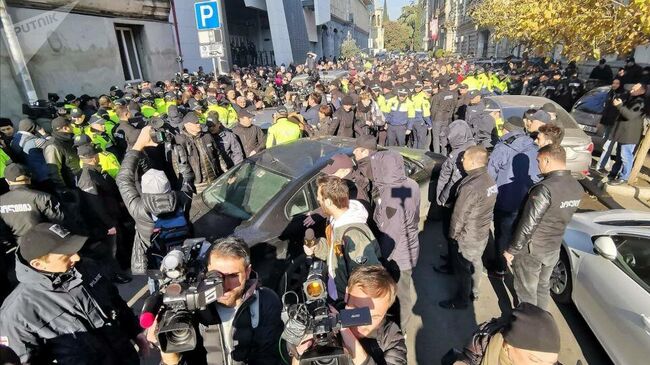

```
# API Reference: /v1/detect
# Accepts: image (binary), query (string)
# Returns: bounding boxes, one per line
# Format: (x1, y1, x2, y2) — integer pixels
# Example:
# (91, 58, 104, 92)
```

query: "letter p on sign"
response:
(195, 1, 220, 30)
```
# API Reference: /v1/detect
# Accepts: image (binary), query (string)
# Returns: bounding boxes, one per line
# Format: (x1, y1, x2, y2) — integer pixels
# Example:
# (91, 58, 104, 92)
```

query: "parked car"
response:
(189, 136, 444, 292)
(484, 95, 594, 177)
(571, 86, 610, 151)
(550, 210, 650, 365)
(290, 70, 349, 87)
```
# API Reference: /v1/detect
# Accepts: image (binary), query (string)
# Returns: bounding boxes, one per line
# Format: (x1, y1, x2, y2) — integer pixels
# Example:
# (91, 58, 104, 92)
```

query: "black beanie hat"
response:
(503, 303, 561, 353)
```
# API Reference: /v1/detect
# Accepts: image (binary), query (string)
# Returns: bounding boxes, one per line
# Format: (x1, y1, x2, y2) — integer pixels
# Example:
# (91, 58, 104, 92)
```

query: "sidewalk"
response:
(580, 155, 650, 211)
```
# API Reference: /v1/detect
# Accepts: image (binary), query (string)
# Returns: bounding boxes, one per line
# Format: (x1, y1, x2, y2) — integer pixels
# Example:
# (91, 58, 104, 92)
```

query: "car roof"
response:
(485, 95, 583, 130)
(251, 137, 355, 178)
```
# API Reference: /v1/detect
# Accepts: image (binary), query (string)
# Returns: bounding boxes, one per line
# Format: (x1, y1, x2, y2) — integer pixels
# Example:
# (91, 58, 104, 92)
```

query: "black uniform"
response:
(507, 170, 583, 310)
(430, 89, 457, 155)
(0, 185, 65, 242)
(232, 123, 266, 157)
(331, 107, 356, 137)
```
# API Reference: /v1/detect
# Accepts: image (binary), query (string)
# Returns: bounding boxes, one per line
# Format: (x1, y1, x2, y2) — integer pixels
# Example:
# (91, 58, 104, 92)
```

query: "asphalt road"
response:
(118, 193, 612, 365)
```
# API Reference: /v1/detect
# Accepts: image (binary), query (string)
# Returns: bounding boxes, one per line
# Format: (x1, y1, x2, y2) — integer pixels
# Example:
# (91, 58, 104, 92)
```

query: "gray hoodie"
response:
(370, 150, 420, 271)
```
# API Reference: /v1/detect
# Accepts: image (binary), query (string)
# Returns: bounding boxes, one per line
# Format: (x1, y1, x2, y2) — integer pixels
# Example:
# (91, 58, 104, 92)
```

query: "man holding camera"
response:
(291, 265, 407, 365)
(149, 237, 284, 365)
(304, 175, 382, 301)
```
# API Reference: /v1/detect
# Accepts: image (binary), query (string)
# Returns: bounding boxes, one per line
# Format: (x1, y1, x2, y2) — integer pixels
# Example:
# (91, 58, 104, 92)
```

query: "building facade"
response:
(369, 0, 385, 53)
(1, 0, 178, 123)
(173, 0, 372, 73)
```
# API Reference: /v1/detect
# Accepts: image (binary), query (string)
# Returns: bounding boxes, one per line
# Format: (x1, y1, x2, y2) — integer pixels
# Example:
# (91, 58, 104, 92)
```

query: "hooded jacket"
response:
(10, 131, 49, 183)
(313, 200, 382, 299)
(436, 120, 475, 207)
(370, 151, 420, 271)
(450, 167, 497, 259)
(116, 150, 190, 273)
(488, 130, 540, 212)
(0, 256, 140, 365)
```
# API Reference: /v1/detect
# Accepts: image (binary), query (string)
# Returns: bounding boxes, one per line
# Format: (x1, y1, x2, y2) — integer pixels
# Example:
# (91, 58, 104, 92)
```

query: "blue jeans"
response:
(597, 126, 615, 170)
(610, 143, 636, 181)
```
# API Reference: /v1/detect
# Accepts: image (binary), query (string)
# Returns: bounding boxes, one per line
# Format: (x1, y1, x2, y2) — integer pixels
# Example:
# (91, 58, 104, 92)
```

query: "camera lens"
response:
(168, 328, 192, 344)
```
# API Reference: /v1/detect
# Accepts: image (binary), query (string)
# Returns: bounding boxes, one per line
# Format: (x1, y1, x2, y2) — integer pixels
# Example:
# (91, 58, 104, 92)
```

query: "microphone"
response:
(139, 293, 162, 329)
(304, 228, 317, 248)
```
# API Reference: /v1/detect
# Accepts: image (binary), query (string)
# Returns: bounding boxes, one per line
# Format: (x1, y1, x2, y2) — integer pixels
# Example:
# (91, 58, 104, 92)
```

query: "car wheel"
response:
(551, 249, 573, 304)
(278, 253, 309, 297)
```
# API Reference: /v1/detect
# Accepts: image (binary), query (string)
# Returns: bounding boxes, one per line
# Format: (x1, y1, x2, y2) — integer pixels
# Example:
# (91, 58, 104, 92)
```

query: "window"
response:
(613, 235, 650, 293)
(115, 26, 143, 82)
(285, 188, 310, 218)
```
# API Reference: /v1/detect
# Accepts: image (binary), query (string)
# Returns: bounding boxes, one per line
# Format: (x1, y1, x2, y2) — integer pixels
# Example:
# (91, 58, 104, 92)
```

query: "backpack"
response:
(150, 208, 190, 256)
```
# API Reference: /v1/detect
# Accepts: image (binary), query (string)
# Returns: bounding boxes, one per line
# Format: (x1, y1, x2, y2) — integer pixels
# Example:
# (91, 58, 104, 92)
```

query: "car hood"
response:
(570, 210, 650, 237)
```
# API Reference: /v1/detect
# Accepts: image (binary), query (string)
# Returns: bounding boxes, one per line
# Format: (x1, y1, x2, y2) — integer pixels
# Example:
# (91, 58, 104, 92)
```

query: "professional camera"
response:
(22, 93, 60, 119)
(281, 258, 371, 365)
(140, 238, 223, 353)
(149, 116, 175, 144)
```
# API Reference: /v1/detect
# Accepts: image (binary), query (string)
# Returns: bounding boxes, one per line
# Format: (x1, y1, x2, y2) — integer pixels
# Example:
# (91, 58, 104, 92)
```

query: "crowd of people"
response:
(0, 52, 647, 365)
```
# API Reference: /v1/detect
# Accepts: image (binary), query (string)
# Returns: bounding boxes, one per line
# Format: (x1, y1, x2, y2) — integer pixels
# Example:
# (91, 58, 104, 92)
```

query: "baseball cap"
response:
(51, 116, 69, 131)
(19, 223, 88, 262)
(73, 134, 92, 147)
(141, 169, 171, 194)
(468, 90, 481, 98)
(3, 163, 31, 183)
(113, 98, 127, 107)
(397, 88, 408, 96)
(541, 103, 557, 114)
(18, 119, 36, 133)
(182, 112, 200, 125)
(88, 115, 106, 126)
(188, 99, 203, 111)
(532, 110, 551, 124)
(342, 96, 354, 106)
(503, 116, 524, 132)
(77, 144, 99, 158)
(355, 134, 377, 151)
(321, 154, 354, 175)
(276, 106, 289, 115)
(64, 94, 77, 103)
(70, 108, 83, 118)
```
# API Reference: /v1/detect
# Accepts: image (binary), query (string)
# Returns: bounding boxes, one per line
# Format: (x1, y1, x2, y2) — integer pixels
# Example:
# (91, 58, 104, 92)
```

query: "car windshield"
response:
(574, 89, 607, 114)
(202, 162, 291, 220)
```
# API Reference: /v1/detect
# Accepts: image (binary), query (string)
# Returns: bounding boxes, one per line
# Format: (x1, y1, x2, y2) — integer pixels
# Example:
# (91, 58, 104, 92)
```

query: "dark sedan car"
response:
(571, 86, 610, 150)
(189, 137, 444, 292)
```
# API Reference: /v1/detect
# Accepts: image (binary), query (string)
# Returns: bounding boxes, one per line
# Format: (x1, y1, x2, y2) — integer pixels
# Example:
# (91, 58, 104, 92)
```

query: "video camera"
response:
(281, 258, 371, 365)
(22, 93, 60, 119)
(140, 238, 224, 353)
(149, 116, 175, 144)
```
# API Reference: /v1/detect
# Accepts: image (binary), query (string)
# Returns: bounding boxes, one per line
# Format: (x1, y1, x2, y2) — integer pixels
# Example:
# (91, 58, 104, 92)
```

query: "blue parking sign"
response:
(195, 1, 220, 30)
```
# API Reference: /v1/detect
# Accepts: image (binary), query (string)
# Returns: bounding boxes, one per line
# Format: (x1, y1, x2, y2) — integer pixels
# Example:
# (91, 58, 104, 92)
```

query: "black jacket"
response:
(232, 123, 266, 157)
(116, 150, 191, 273)
(331, 108, 356, 137)
(358, 319, 407, 365)
(0, 257, 140, 365)
(508, 170, 583, 256)
(600, 87, 627, 127)
(212, 128, 244, 168)
(441, 317, 507, 365)
(182, 277, 284, 365)
(611, 94, 645, 145)
(450, 167, 497, 259)
(0, 185, 65, 242)
(77, 165, 121, 237)
(436, 120, 476, 207)
(431, 89, 457, 124)
(589, 65, 613, 84)
(173, 132, 224, 188)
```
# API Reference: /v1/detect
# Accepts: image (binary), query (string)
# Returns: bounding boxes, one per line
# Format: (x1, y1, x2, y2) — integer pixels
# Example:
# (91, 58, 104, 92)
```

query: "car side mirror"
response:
(594, 236, 617, 261)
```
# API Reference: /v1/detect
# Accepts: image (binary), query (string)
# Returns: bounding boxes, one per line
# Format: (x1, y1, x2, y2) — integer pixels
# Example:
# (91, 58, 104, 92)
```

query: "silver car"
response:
(485, 96, 594, 177)
(550, 210, 650, 365)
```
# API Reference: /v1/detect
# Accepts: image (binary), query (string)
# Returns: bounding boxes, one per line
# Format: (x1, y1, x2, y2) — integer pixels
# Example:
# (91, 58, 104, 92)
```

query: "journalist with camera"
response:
(147, 236, 284, 365)
(289, 265, 407, 365)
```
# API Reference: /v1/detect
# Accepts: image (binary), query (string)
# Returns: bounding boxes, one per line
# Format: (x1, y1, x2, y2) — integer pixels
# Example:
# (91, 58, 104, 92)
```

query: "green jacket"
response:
(0, 148, 11, 178)
(266, 117, 301, 148)
(98, 151, 120, 178)
(313, 201, 382, 299)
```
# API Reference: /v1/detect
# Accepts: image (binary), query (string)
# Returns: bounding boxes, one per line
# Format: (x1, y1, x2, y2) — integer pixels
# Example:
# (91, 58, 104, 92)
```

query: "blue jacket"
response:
(488, 130, 540, 212)
(10, 132, 49, 183)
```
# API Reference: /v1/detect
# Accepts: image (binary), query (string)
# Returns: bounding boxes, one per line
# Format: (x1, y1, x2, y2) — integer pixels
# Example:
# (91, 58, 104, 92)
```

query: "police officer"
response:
(440, 146, 497, 309)
(430, 79, 457, 155)
(140, 97, 159, 118)
(0, 223, 150, 364)
(411, 82, 432, 149)
(504, 145, 583, 310)
(43, 117, 81, 192)
(76, 144, 130, 283)
(70, 108, 88, 136)
(463, 90, 486, 133)
(385, 87, 414, 147)
(0, 163, 65, 243)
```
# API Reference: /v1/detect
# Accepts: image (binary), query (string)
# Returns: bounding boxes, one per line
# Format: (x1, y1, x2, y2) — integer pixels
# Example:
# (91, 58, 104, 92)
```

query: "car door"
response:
(573, 234, 650, 364)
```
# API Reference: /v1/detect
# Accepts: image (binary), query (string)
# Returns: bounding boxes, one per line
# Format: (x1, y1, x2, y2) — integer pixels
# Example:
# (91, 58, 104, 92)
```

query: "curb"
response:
(580, 172, 650, 210)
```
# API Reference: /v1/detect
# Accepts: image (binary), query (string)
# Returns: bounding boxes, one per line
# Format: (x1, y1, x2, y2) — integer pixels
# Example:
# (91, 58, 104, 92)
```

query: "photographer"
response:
(116, 126, 191, 274)
(149, 237, 284, 365)
(304, 175, 381, 300)
(292, 265, 406, 365)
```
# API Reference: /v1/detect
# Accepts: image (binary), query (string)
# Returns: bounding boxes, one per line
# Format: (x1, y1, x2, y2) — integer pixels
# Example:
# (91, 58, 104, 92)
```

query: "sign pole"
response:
(211, 57, 218, 76)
